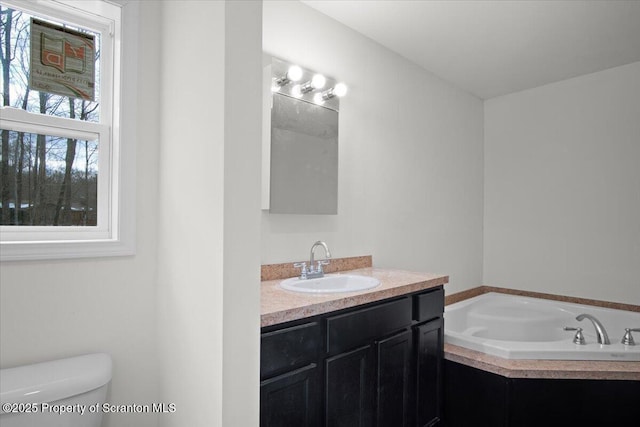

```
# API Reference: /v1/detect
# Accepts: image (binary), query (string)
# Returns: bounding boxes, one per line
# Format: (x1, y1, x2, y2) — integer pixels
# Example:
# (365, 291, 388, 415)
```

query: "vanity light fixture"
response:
(270, 57, 346, 112)
(320, 82, 348, 101)
(300, 74, 327, 94)
(272, 64, 303, 91)
(291, 85, 303, 98)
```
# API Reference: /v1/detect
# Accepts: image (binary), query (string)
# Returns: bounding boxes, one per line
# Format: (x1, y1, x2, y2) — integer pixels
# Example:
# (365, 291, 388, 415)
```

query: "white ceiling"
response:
(301, 0, 640, 99)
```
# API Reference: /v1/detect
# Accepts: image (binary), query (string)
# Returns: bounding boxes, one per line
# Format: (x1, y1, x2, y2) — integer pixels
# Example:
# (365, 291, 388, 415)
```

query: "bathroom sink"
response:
(280, 274, 381, 294)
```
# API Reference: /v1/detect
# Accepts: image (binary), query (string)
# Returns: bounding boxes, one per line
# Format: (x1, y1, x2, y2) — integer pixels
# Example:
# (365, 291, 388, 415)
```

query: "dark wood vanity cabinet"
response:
(414, 318, 444, 427)
(325, 297, 413, 426)
(375, 329, 413, 426)
(443, 360, 640, 427)
(260, 363, 320, 427)
(260, 321, 322, 427)
(260, 286, 444, 427)
(325, 344, 375, 426)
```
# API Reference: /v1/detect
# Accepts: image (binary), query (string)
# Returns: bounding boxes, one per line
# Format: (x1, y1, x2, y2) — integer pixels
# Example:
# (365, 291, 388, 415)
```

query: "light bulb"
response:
(287, 65, 303, 82)
(311, 74, 326, 89)
(334, 83, 348, 97)
(313, 93, 325, 105)
(291, 85, 303, 98)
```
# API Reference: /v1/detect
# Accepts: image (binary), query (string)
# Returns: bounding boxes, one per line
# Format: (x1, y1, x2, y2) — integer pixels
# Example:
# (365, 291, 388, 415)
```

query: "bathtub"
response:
(444, 292, 640, 361)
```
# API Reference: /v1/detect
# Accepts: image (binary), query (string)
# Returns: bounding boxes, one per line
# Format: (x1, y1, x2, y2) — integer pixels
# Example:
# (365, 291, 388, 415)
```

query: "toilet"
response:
(0, 353, 112, 427)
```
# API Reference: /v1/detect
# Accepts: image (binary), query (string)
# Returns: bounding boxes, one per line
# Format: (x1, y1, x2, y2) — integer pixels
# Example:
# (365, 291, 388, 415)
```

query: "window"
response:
(0, 0, 134, 260)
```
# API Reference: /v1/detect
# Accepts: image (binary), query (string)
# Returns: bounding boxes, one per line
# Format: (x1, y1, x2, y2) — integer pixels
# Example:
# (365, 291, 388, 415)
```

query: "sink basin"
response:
(280, 274, 381, 294)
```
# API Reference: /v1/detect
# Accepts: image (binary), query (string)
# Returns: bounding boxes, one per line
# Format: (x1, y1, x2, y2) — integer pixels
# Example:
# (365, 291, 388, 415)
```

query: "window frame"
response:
(0, 0, 135, 261)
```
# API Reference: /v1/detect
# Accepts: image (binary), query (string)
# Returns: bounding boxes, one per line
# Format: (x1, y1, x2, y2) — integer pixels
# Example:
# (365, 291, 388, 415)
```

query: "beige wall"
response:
(156, 0, 225, 423)
(1, 2, 263, 427)
(157, 1, 262, 427)
(484, 62, 640, 304)
(222, 2, 262, 426)
(0, 2, 161, 426)
(4, 3, 636, 427)
(261, 1, 485, 295)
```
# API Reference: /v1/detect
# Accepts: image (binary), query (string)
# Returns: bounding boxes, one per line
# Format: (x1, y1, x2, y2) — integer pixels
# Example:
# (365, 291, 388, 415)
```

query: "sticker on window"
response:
(29, 18, 96, 101)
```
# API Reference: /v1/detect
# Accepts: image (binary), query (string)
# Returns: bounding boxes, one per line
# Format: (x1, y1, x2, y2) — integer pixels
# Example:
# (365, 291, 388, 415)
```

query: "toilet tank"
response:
(0, 353, 112, 427)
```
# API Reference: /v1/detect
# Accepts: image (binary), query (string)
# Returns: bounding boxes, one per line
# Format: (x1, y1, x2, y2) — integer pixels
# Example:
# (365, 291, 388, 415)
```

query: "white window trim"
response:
(0, 0, 137, 261)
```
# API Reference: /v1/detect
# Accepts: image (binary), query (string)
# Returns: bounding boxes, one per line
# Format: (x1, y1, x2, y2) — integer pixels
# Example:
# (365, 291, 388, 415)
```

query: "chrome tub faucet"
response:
(576, 313, 610, 345)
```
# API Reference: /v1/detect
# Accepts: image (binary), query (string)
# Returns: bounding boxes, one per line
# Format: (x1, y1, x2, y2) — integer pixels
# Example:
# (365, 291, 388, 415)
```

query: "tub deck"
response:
(445, 343, 640, 380)
(444, 287, 640, 380)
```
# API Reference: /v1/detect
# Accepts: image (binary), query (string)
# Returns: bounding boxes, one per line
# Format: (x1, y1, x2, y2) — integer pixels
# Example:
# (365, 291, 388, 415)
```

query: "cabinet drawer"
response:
(327, 298, 412, 355)
(413, 287, 444, 322)
(261, 321, 321, 379)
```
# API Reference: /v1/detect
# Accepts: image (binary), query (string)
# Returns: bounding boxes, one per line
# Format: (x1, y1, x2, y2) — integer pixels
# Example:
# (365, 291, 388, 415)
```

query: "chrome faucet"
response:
(293, 241, 331, 280)
(621, 328, 640, 345)
(563, 326, 586, 345)
(576, 314, 610, 345)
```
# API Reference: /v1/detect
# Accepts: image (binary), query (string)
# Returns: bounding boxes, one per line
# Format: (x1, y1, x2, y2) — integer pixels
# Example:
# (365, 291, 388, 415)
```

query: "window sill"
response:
(1, 238, 135, 261)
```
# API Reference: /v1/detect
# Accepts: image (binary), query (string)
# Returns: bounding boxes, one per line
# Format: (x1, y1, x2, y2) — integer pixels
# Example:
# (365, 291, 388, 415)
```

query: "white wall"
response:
(157, 1, 261, 427)
(222, 1, 262, 426)
(484, 62, 640, 305)
(0, 2, 161, 426)
(156, 1, 224, 425)
(262, 1, 484, 294)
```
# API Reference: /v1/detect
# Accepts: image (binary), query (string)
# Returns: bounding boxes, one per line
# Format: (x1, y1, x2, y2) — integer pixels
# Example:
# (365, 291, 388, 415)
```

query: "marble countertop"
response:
(261, 262, 640, 379)
(261, 267, 448, 327)
(445, 343, 640, 381)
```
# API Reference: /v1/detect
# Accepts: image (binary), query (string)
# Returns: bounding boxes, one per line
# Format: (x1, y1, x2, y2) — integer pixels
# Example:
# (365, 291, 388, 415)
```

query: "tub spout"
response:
(576, 314, 610, 345)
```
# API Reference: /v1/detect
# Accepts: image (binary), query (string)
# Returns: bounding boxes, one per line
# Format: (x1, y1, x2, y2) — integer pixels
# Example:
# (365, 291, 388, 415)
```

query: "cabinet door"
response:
(261, 363, 319, 427)
(325, 345, 374, 427)
(414, 318, 443, 427)
(376, 329, 412, 427)
(261, 321, 321, 380)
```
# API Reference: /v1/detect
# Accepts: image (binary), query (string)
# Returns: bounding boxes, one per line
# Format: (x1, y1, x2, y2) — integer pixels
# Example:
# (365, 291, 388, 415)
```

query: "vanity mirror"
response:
(262, 56, 347, 215)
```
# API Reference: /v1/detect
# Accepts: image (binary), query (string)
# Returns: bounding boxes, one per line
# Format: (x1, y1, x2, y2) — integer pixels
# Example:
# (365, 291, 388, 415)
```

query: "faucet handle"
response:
(621, 328, 640, 346)
(316, 260, 330, 274)
(563, 327, 586, 345)
(293, 262, 308, 279)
